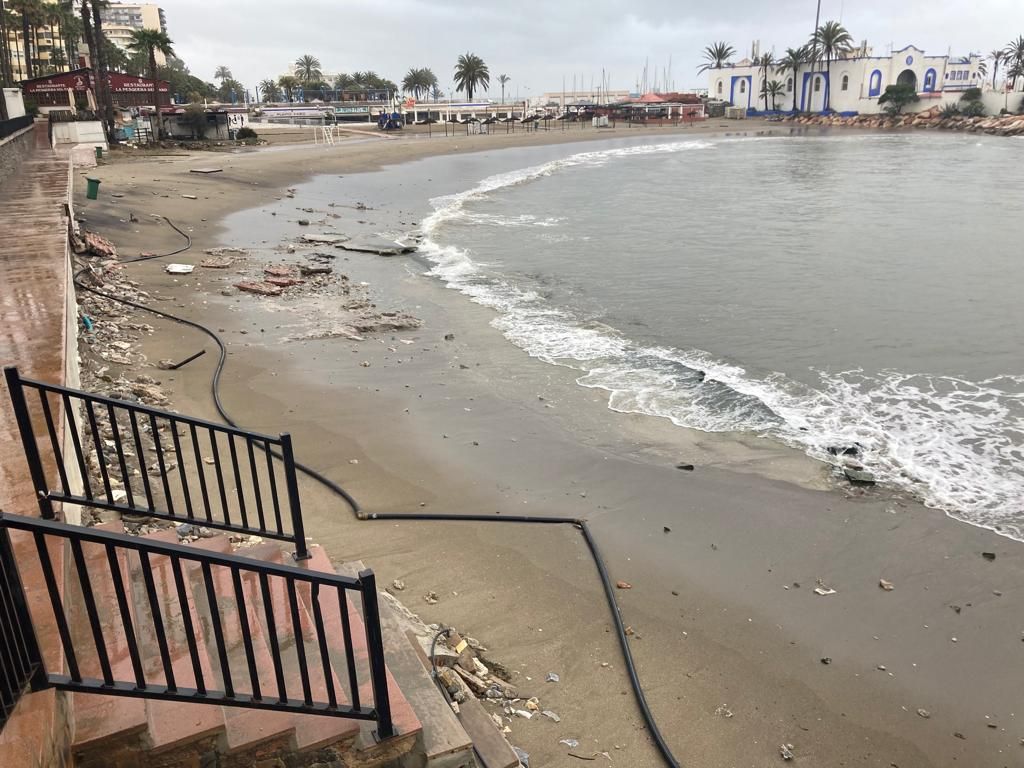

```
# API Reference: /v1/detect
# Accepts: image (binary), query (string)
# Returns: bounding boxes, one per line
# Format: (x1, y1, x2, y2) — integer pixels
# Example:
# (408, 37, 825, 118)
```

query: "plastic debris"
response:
(560, 739, 580, 749)
(546, 672, 560, 683)
(814, 579, 837, 596)
(879, 578, 895, 591)
(780, 744, 795, 760)
(391, 579, 405, 591)
(982, 552, 996, 561)
(165, 263, 194, 274)
(715, 704, 734, 718)
(513, 746, 530, 767)
(917, 708, 931, 718)
(542, 710, 561, 722)
(514, 709, 533, 719)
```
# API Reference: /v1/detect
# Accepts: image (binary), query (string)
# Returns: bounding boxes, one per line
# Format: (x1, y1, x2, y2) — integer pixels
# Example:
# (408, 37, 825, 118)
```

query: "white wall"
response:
(3, 88, 25, 118)
(51, 121, 107, 149)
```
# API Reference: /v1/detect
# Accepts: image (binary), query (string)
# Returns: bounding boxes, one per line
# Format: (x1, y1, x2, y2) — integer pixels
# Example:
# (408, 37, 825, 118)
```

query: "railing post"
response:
(279, 433, 309, 561)
(0, 521, 48, 691)
(4, 367, 55, 519)
(359, 569, 394, 741)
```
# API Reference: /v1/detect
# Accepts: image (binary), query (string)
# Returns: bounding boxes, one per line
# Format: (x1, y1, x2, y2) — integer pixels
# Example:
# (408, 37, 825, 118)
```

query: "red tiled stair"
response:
(67, 528, 422, 768)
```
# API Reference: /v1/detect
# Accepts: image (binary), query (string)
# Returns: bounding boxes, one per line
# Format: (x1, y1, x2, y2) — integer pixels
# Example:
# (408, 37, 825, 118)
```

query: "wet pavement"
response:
(0, 124, 71, 516)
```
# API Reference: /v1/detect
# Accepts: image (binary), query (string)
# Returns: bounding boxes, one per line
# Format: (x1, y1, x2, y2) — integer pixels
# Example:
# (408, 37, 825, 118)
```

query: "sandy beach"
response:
(72, 121, 1023, 768)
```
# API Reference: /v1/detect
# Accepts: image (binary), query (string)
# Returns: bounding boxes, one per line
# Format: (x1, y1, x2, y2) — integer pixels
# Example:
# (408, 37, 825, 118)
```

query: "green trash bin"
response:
(85, 178, 101, 200)
(94, 146, 103, 160)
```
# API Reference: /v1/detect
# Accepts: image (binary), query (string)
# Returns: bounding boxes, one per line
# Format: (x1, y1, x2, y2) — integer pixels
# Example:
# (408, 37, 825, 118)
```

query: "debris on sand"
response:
(266, 277, 303, 288)
(780, 743, 795, 760)
(300, 233, 348, 245)
(338, 237, 417, 256)
(200, 256, 234, 268)
(263, 265, 296, 278)
(235, 281, 283, 296)
(83, 231, 117, 258)
(165, 263, 194, 274)
(879, 578, 895, 591)
(615, 581, 632, 590)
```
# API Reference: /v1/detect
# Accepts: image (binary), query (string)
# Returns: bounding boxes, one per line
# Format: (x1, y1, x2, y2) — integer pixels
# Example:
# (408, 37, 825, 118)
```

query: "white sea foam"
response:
(417, 139, 1024, 541)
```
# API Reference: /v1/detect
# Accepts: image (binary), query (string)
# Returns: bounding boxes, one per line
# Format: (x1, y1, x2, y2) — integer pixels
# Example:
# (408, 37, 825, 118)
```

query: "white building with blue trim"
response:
(709, 44, 985, 115)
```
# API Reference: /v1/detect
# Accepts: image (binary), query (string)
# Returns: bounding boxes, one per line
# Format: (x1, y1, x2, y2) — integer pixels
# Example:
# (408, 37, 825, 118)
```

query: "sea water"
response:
(418, 131, 1024, 539)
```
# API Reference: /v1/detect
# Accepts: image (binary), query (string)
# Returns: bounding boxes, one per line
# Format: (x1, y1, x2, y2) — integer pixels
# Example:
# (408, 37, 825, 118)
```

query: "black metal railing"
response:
(0, 522, 48, 732)
(0, 513, 394, 740)
(4, 366, 309, 560)
(0, 114, 34, 142)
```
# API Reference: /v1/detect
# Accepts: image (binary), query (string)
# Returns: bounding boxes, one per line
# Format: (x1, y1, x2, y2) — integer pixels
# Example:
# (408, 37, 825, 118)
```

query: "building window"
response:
(814, 76, 821, 92)
(868, 70, 883, 96)
(787, 77, 793, 92)
(924, 68, 936, 92)
(717, 80, 723, 95)
(739, 80, 746, 94)
(841, 75, 849, 91)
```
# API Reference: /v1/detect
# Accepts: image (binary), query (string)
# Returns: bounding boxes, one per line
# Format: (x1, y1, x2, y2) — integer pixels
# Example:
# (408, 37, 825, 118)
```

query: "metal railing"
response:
(0, 522, 47, 732)
(0, 114, 34, 142)
(4, 366, 309, 559)
(0, 513, 394, 739)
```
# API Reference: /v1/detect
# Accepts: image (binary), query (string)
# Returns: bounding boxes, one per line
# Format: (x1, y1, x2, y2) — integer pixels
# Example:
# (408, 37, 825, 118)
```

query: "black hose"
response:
(75, 217, 682, 768)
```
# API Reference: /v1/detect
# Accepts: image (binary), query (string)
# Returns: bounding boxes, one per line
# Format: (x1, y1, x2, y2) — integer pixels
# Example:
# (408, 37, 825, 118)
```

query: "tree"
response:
(878, 83, 919, 115)
(811, 20, 853, 111)
(401, 67, 436, 100)
(127, 28, 175, 140)
(183, 103, 207, 139)
(697, 41, 735, 74)
(90, 0, 117, 141)
(214, 64, 232, 82)
(454, 52, 489, 100)
(755, 52, 775, 111)
(776, 46, 807, 112)
(101, 35, 127, 73)
(294, 54, 321, 84)
(1006, 36, 1024, 91)
(217, 77, 243, 103)
(762, 79, 785, 111)
(431, 83, 443, 102)
(278, 74, 298, 102)
(10, 0, 43, 78)
(333, 72, 355, 92)
(498, 73, 510, 104)
(159, 58, 215, 102)
(258, 78, 280, 102)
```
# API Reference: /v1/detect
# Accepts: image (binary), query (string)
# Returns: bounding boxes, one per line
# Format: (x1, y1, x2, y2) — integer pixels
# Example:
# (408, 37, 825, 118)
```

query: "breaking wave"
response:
(417, 140, 1024, 541)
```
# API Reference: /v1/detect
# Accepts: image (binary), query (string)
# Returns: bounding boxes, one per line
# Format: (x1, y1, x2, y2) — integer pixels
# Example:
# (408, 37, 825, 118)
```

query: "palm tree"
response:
(1006, 36, 1024, 91)
(87, 0, 117, 140)
(453, 52, 489, 101)
(294, 54, 321, 84)
(258, 78, 280, 103)
(811, 20, 853, 111)
(0, 1, 15, 86)
(763, 79, 785, 111)
(498, 73, 510, 104)
(989, 50, 1004, 90)
(277, 74, 298, 102)
(776, 46, 806, 112)
(430, 83, 443, 102)
(755, 52, 775, 111)
(402, 67, 436, 100)
(10, 0, 42, 78)
(697, 41, 736, 74)
(127, 28, 174, 140)
(214, 64, 231, 83)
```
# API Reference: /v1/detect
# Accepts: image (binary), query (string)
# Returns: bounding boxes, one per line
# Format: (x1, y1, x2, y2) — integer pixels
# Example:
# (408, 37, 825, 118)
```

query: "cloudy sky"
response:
(164, 0, 1022, 96)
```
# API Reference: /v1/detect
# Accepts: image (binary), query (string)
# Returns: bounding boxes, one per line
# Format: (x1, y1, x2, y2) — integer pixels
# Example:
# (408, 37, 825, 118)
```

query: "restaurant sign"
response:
(23, 71, 90, 94)
(108, 73, 170, 93)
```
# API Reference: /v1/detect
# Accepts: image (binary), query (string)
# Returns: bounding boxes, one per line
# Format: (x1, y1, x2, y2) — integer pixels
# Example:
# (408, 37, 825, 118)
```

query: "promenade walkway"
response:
(0, 123, 71, 517)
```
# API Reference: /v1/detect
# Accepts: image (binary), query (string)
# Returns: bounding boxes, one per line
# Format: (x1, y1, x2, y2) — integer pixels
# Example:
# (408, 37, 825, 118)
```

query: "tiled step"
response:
(126, 529, 226, 758)
(252, 543, 363, 756)
(300, 551, 422, 767)
(70, 522, 149, 766)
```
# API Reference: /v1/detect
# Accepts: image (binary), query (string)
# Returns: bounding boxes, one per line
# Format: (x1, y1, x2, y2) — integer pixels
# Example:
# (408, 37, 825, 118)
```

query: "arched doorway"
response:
(897, 69, 918, 90)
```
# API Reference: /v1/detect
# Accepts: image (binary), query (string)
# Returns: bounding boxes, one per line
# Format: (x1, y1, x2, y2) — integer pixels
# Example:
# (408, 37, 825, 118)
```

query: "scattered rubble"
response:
(235, 281, 283, 296)
(83, 231, 117, 258)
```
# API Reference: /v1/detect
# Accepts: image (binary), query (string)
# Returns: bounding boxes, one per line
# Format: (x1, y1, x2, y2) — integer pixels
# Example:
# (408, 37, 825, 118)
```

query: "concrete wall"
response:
(3, 88, 26, 119)
(62, 157, 84, 525)
(0, 124, 36, 188)
(50, 121, 107, 150)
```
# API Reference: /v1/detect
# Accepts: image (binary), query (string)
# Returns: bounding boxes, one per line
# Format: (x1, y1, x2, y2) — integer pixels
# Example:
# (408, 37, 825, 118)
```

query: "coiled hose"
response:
(75, 217, 682, 768)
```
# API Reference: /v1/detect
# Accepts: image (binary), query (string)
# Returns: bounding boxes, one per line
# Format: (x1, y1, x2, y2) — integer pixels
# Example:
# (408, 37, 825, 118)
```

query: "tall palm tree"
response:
(498, 73, 510, 104)
(127, 28, 174, 140)
(402, 67, 435, 99)
(989, 50, 1004, 90)
(0, 0, 16, 85)
(258, 78, 279, 102)
(277, 74, 298, 102)
(776, 46, 806, 112)
(453, 52, 489, 101)
(755, 52, 775, 111)
(697, 41, 736, 74)
(763, 79, 785, 111)
(811, 20, 853, 111)
(294, 54, 321, 84)
(333, 72, 355, 92)
(10, 0, 42, 78)
(90, 0, 116, 139)
(1006, 36, 1024, 90)
(214, 64, 231, 82)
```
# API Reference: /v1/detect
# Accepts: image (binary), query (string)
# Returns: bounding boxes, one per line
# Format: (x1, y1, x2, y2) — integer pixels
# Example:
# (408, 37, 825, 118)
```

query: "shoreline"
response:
(74, 126, 1023, 767)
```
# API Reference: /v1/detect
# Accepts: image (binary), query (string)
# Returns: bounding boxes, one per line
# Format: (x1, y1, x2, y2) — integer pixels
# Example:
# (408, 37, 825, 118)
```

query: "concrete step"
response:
(126, 529, 226, 760)
(306, 552, 424, 767)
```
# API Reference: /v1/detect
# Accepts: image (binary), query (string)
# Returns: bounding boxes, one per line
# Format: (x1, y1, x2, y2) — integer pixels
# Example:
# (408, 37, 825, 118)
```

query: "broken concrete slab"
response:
(300, 233, 349, 245)
(235, 281, 283, 296)
(338, 237, 417, 256)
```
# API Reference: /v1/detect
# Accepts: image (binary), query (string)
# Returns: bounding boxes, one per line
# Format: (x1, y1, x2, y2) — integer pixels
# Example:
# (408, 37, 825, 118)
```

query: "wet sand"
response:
(74, 122, 1024, 767)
